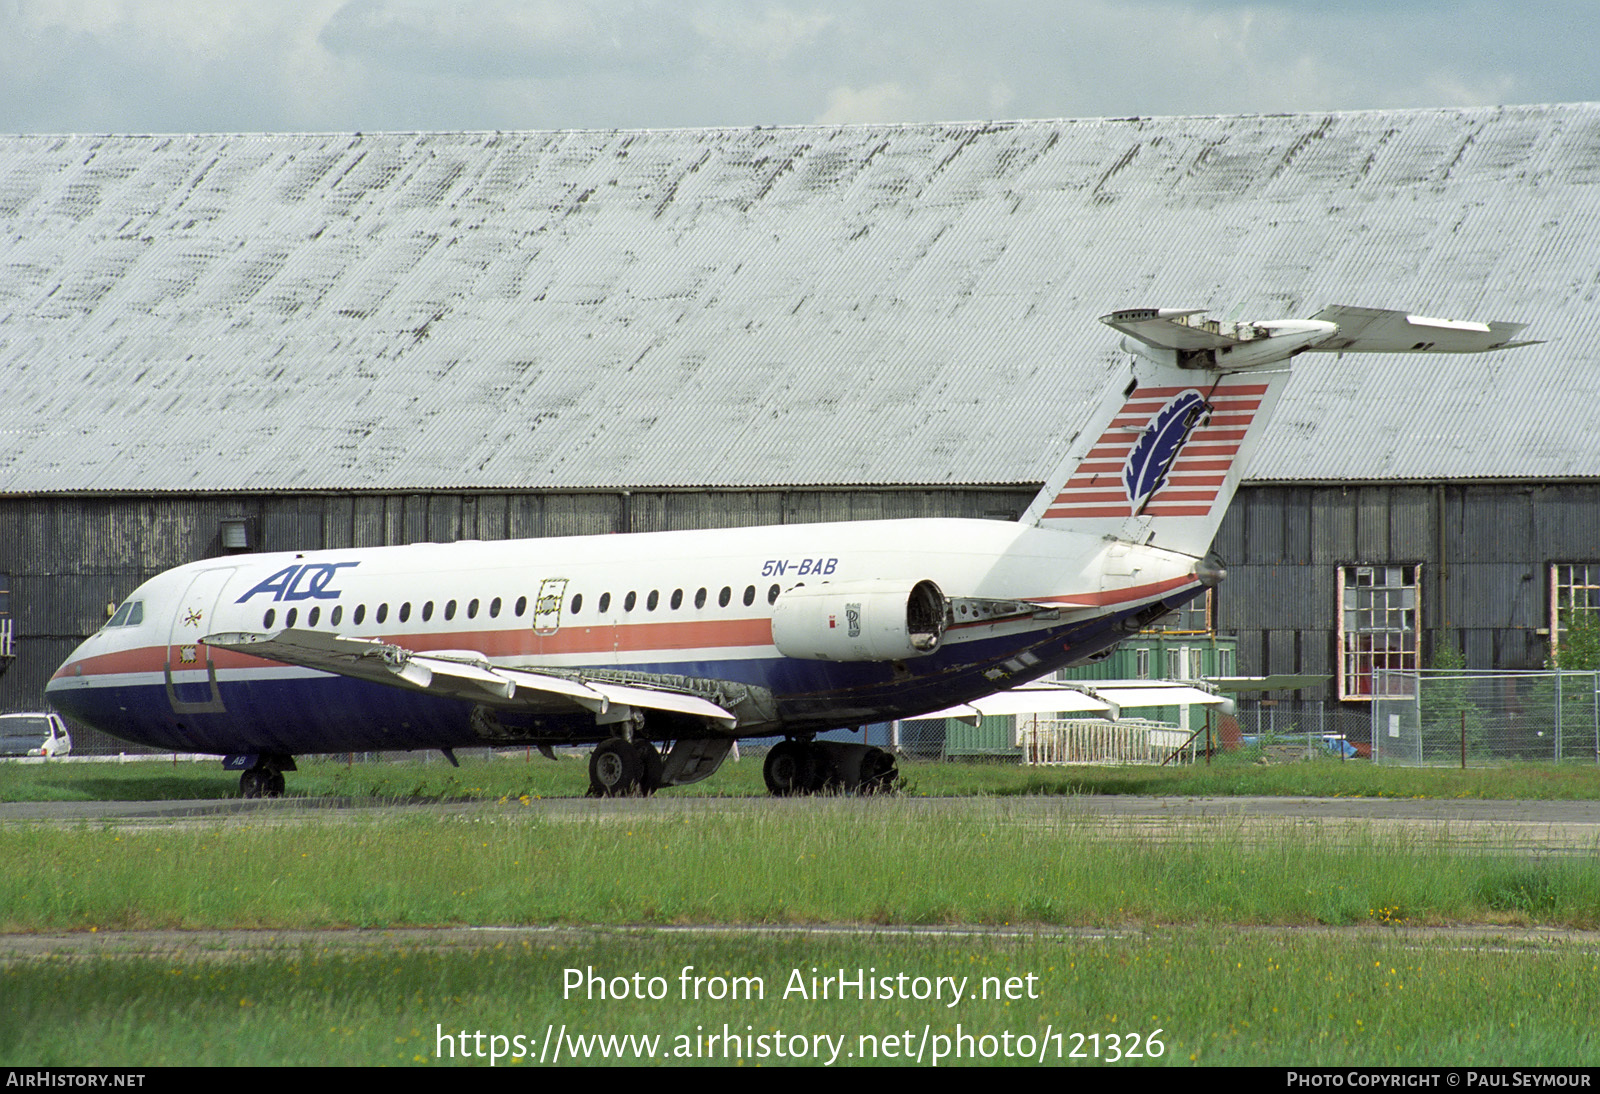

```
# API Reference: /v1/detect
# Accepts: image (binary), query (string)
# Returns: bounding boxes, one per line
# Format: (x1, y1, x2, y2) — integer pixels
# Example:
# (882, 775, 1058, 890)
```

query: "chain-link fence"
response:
(1225, 700, 1375, 760)
(1371, 670, 1600, 766)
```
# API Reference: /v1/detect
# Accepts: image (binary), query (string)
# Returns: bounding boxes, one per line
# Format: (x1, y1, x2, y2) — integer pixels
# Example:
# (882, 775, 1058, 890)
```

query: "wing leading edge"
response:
(202, 629, 739, 730)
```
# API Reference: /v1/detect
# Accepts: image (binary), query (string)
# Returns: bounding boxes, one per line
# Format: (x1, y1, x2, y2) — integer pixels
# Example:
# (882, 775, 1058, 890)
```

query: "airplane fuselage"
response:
(47, 516, 1205, 756)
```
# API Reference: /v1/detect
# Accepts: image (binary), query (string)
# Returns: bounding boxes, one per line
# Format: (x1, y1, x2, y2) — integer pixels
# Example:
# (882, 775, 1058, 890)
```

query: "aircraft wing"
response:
(909, 679, 1233, 724)
(1307, 306, 1535, 353)
(202, 629, 738, 729)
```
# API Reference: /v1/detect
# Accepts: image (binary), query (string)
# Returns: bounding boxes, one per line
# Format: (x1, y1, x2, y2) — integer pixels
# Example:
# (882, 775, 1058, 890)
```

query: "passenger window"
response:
(744, 585, 756, 607)
(624, 591, 637, 612)
(445, 600, 457, 621)
(647, 590, 659, 611)
(263, 609, 275, 629)
(377, 604, 389, 624)
(670, 589, 682, 610)
(308, 606, 321, 627)
(422, 602, 434, 622)
(571, 593, 584, 614)
(354, 604, 366, 625)
(718, 586, 731, 608)
(286, 608, 298, 628)
(490, 597, 502, 618)
(694, 588, 707, 609)
(515, 596, 527, 617)
(468, 598, 480, 619)
(767, 584, 780, 605)
(399, 602, 412, 623)
(331, 606, 343, 627)
(598, 592, 611, 613)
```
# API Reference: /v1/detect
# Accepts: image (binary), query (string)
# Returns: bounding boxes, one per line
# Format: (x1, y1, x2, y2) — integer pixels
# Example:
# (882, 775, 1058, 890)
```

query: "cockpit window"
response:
(104, 600, 144, 629)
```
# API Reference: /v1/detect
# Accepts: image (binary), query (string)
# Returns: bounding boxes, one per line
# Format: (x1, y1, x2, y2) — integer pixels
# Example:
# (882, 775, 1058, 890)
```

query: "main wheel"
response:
(588, 738, 645, 797)
(240, 769, 267, 799)
(638, 740, 665, 796)
(763, 740, 817, 796)
(858, 748, 898, 795)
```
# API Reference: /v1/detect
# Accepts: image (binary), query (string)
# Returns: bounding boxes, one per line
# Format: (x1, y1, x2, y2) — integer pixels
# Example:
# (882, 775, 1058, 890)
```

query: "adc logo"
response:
(235, 562, 361, 603)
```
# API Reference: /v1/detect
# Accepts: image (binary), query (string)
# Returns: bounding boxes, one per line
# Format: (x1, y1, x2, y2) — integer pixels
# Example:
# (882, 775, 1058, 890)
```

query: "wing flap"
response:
(202, 629, 737, 728)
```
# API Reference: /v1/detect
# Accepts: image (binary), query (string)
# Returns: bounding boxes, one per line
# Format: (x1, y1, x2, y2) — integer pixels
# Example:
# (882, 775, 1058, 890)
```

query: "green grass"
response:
(8, 749, 1600, 802)
(4, 930, 1597, 1066)
(3, 808, 1597, 932)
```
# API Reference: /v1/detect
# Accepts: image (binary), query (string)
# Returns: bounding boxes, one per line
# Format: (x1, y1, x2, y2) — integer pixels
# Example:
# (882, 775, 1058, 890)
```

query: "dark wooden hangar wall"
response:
(5, 481, 1594, 734)
(1214, 483, 1600, 700)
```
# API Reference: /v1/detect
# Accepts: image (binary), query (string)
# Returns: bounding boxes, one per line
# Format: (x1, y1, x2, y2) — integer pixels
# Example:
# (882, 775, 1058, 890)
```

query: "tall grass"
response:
(4, 930, 1597, 1066)
(3, 808, 1597, 932)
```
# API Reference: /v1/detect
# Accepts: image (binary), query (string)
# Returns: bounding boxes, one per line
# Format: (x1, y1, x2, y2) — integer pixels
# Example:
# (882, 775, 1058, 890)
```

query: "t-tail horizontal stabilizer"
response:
(1025, 304, 1534, 554)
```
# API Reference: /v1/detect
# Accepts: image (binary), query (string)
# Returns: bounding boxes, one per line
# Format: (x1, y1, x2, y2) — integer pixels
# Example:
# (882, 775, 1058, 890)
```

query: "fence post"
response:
(1556, 671, 1564, 762)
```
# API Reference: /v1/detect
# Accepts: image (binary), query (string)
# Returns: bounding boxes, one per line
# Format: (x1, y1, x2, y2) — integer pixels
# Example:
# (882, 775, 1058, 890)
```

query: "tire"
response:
(638, 740, 665, 795)
(858, 748, 898, 795)
(588, 738, 644, 797)
(763, 740, 816, 796)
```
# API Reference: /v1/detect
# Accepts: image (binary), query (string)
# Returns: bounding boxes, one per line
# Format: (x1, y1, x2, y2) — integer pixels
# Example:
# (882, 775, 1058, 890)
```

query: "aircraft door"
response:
(533, 577, 568, 636)
(165, 568, 236, 714)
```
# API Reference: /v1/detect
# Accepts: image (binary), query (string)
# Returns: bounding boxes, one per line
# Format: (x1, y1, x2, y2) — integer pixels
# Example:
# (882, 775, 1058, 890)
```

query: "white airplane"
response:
(45, 305, 1532, 797)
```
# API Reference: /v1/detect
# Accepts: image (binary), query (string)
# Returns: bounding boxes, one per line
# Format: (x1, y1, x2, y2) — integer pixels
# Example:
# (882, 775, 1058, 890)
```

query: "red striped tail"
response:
(1022, 361, 1291, 555)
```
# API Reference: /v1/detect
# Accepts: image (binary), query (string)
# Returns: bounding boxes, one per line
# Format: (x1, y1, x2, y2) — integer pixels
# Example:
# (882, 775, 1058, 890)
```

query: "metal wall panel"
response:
(1310, 492, 1357, 565)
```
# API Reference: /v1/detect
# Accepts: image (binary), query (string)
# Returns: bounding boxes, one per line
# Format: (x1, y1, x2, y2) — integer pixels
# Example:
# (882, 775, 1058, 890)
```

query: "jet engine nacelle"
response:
(771, 579, 948, 661)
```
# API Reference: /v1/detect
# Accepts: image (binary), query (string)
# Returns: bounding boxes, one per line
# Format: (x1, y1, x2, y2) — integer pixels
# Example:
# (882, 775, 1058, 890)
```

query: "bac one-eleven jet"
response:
(47, 306, 1532, 797)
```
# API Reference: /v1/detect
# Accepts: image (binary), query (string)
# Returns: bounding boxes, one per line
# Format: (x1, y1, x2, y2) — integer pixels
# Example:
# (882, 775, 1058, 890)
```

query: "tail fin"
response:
(1021, 351, 1291, 556)
(1022, 305, 1535, 556)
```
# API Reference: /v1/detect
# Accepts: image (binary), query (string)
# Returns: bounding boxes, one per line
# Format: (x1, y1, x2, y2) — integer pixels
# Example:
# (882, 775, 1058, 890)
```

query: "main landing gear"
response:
(234, 753, 295, 798)
(586, 736, 729, 797)
(762, 739, 898, 796)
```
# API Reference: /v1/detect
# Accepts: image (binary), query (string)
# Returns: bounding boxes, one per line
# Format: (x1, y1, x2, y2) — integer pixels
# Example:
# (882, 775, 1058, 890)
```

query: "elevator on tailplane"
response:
(47, 306, 1533, 798)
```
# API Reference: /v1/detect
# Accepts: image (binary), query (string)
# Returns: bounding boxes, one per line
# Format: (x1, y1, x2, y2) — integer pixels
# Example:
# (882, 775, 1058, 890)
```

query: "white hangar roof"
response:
(2, 105, 1599, 495)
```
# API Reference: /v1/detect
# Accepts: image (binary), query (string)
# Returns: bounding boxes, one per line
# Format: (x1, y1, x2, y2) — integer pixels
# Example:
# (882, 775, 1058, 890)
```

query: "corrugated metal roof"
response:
(2, 107, 1599, 494)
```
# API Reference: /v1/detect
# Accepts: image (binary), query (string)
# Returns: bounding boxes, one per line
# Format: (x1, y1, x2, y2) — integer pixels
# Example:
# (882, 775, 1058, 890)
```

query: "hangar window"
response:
(1337, 564, 1420, 700)
(1551, 563, 1600, 660)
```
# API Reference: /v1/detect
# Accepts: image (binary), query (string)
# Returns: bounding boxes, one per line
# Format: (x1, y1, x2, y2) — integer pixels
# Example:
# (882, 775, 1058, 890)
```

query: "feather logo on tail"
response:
(1123, 389, 1212, 514)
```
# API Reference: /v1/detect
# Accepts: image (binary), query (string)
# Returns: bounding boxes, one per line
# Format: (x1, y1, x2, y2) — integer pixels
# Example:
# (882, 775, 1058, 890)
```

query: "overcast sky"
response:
(2, 1, 1596, 134)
